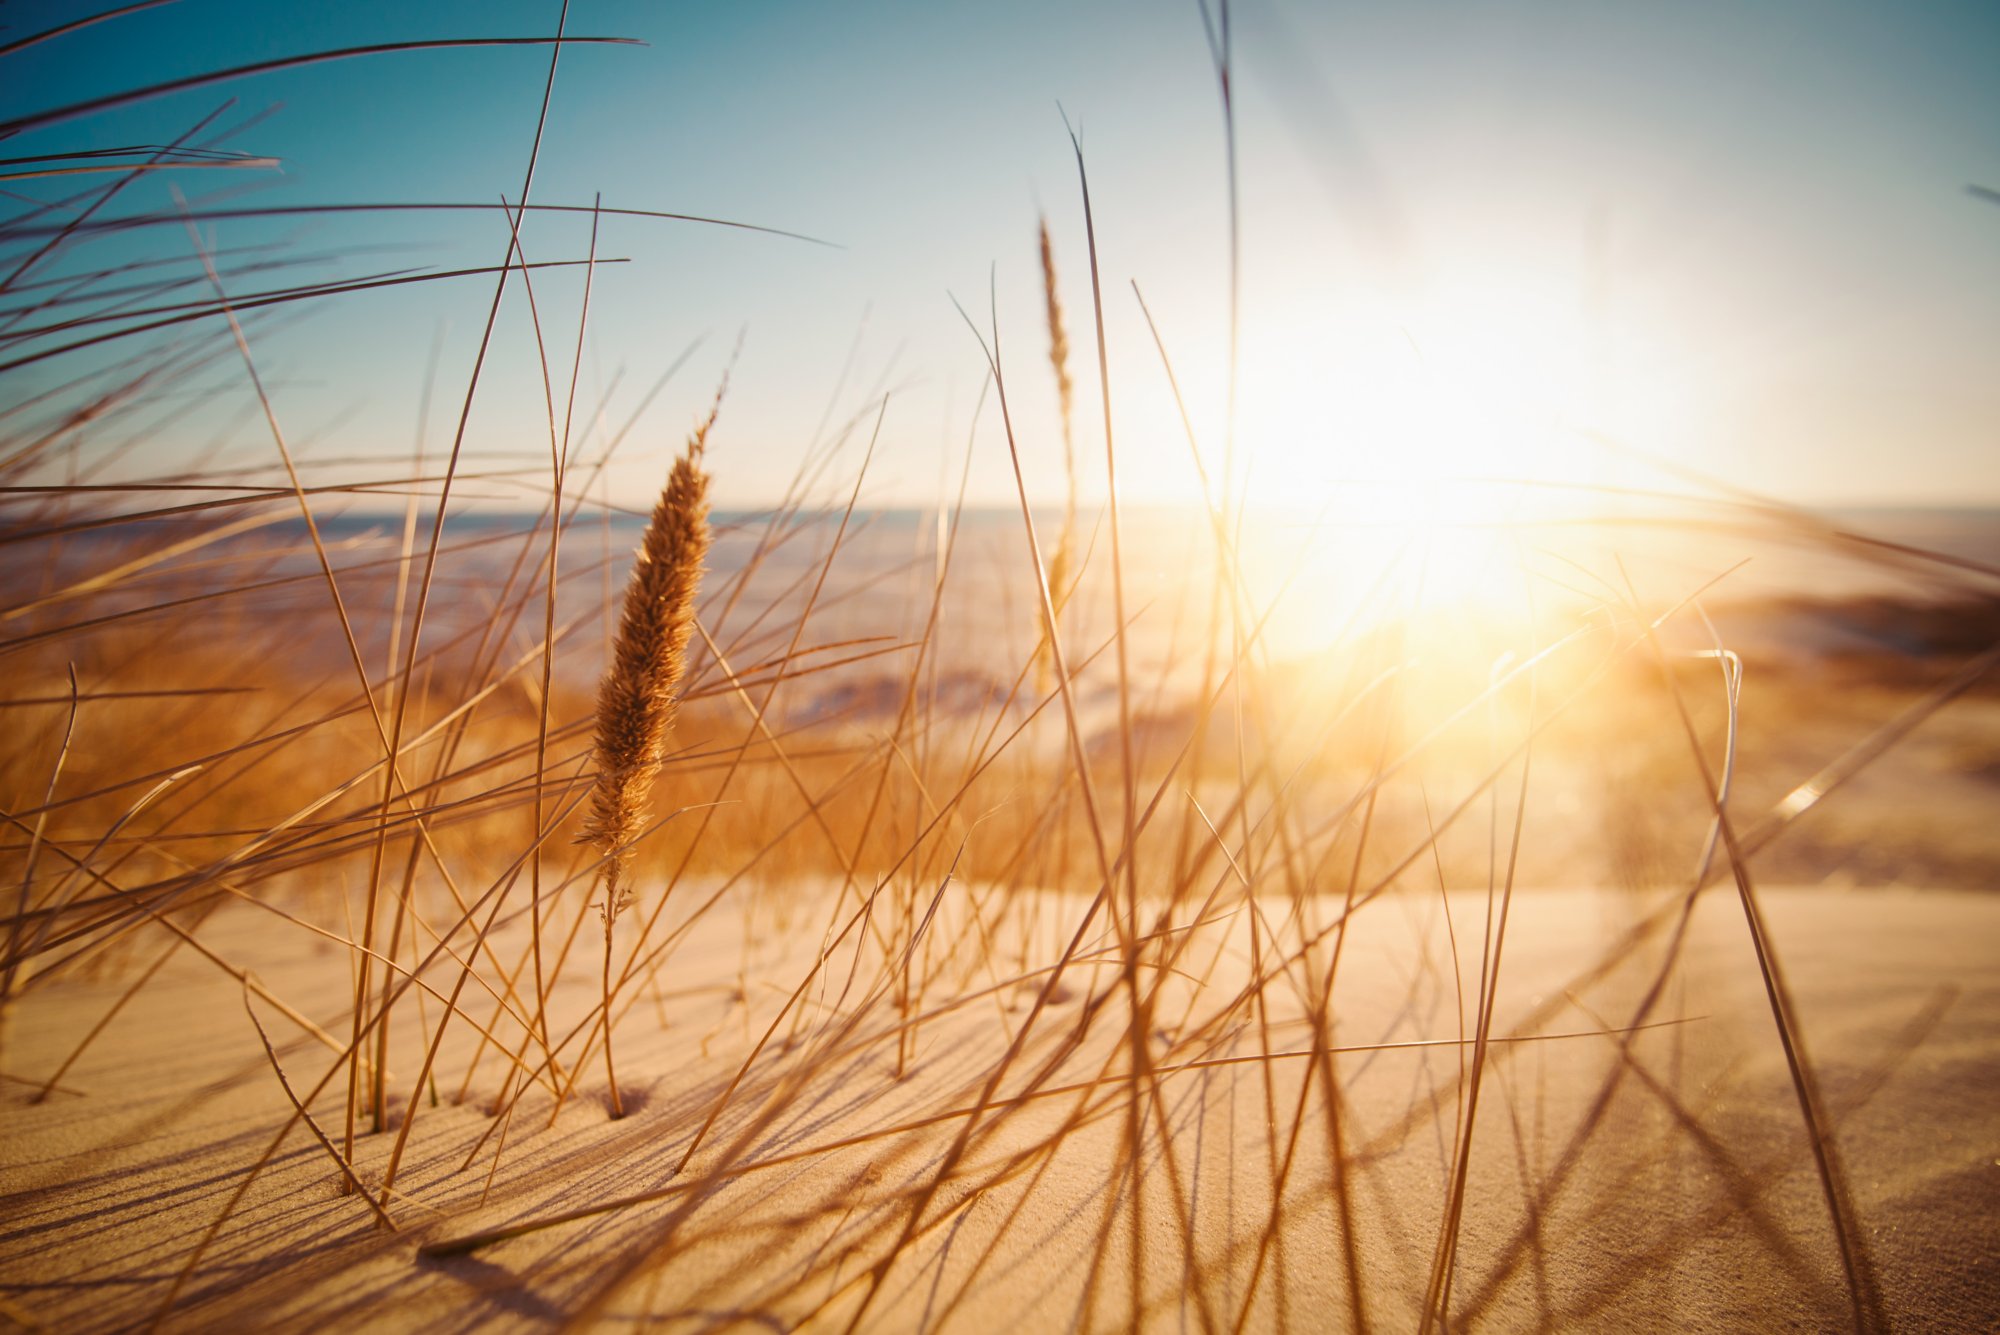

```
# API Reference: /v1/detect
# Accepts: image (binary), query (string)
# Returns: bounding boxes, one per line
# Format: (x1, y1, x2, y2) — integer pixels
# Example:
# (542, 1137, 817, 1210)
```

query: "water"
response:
(11, 500, 1996, 715)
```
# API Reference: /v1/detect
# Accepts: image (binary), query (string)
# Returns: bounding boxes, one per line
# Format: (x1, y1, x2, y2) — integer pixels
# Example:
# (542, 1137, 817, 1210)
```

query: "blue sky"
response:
(5, 0, 1997, 511)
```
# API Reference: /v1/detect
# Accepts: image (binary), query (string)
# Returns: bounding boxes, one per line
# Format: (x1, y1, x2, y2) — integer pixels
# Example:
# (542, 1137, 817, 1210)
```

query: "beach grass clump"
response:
(2, 5, 1988, 1331)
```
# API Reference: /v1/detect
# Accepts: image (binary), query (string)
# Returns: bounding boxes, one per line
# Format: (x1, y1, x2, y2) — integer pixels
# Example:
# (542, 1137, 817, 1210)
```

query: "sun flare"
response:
(1240, 279, 1602, 505)
(1224, 277, 1615, 647)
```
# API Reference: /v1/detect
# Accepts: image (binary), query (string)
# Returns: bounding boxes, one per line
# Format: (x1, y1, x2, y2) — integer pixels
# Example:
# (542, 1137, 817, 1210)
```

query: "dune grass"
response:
(3, 5, 2000, 1333)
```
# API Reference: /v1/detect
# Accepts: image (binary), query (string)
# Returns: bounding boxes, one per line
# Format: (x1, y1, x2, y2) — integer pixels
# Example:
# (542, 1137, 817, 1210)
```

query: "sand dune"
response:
(6, 879, 1995, 1331)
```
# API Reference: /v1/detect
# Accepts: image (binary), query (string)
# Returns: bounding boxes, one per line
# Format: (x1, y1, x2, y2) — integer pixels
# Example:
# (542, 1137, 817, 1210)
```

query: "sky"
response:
(5, 0, 1998, 513)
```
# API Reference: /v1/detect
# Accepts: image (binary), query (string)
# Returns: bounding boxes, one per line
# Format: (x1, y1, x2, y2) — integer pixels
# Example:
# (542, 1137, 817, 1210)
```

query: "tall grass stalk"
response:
(582, 412, 713, 1117)
(1037, 216, 1078, 671)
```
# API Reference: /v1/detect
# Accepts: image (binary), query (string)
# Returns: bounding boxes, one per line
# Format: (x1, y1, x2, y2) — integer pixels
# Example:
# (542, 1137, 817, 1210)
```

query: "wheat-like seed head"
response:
(1040, 218, 1074, 439)
(1040, 217, 1079, 650)
(582, 415, 714, 913)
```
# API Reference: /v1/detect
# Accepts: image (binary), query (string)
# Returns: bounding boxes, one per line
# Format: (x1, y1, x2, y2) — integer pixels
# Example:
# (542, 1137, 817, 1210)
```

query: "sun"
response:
(1239, 276, 1602, 504)
(1222, 277, 1614, 651)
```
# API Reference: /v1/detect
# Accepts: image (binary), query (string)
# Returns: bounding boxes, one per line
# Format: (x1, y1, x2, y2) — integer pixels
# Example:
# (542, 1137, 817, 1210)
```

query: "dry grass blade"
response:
(0, 36, 640, 139)
(1, 201, 840, 248)
(0, 665, 77, 1060)
(240, 980, 395, 1230)
(0, 257, 622, 376)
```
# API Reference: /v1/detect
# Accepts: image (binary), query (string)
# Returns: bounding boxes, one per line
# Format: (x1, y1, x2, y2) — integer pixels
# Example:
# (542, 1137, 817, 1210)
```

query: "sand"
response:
(3, 877, 1996, 1332)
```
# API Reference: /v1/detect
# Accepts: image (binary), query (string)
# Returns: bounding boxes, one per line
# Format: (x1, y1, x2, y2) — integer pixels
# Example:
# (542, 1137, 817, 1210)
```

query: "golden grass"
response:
(1037, 215, 1078, 632)
(583, 412, 714, 1116)
(3, 6, 2000, 1334)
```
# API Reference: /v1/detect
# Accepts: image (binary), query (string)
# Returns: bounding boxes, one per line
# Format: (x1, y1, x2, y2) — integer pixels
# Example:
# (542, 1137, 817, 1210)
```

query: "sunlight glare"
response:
(1232, 277, 1607, 648)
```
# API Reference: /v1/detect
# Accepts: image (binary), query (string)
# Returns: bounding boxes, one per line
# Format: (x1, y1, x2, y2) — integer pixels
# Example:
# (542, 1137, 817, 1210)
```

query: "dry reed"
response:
(581, 407, 715, 1117)
(1037, 216, 1078, 692)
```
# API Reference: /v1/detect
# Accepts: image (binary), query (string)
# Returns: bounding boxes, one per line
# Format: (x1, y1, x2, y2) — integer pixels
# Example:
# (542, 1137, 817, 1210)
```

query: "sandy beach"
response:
(6, 874, 1997, 1331)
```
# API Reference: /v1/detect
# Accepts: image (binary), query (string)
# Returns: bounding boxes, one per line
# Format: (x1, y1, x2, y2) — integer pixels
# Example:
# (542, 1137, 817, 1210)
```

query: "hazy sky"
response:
(7, 0, 1998, 511)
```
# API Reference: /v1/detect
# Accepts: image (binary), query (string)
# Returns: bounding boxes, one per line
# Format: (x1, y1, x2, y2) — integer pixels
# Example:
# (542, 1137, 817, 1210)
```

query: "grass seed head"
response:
(582, 413, 714, 907)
